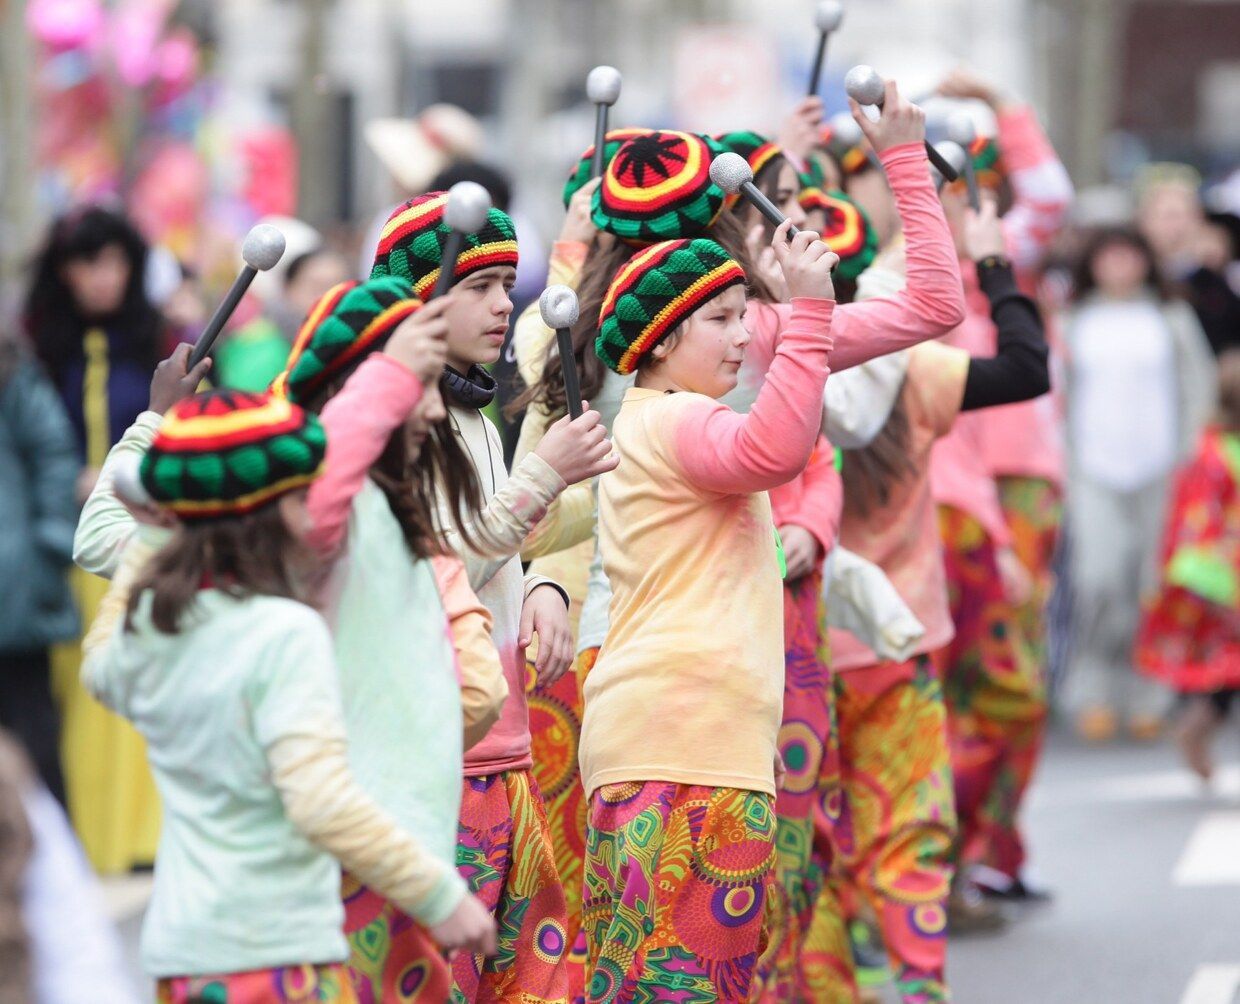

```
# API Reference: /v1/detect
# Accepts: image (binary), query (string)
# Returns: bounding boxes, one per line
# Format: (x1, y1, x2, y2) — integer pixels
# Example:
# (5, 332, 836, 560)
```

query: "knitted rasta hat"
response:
(370, 192, 519, 299)
(818, 122, 870, 177)
(966, 135, 1002, 189)
(591, 130, 728, 244)
(140, 390, 326, 520)
(272, 277, 422, 405)
(715, 131, 785, 209)
(798, 188, 879, 281)
(596, 238, 746, 375)
(562, 127, 654, 207)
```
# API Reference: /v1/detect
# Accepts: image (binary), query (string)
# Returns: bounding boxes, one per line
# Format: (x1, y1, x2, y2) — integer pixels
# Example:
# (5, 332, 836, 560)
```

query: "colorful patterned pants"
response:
(750, 570, 842, 1002)
(993, 477, 1060, 876)
(452, 769, 569, 1003)
(934, 505, 1046, 882)
(343, 872, 450, 1003)
(582, 782, 776, 1003)
(158, 964, 358, 1003)
(810, 656, 956, 1004)
(527, 649, 595, 1003)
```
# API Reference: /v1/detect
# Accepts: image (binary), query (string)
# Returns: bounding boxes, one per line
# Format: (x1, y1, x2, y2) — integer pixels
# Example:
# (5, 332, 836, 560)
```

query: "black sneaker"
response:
(971, 865, 1053, 904)
(849, 918, 891, 989)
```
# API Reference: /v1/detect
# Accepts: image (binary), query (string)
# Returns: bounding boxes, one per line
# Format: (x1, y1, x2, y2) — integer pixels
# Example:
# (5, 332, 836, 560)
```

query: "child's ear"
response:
(650, 340, 671, 362)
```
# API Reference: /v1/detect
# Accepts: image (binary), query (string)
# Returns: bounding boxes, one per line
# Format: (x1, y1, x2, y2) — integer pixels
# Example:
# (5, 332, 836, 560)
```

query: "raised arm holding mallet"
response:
(586, 66, 623, 179)
(710, 153, 801, 236)
(946, 112, 981, 210)
(430, 181, 493, 300)
(540, 285, 584, 420)
(807, 1, 844, 96)
(844, 65, 959, 181)
(930, 140, 968, 192)
(188, 224, 286, 369)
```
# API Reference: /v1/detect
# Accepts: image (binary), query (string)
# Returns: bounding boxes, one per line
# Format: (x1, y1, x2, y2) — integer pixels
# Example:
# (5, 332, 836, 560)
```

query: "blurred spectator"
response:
(158, 264, 208, 349)
(23, 206, 164, 501)
(1062, 227, 1217, 742)
(1137, 165, 1240, 356)
(280, 247, 352, 333)
(20, 207, 163, 875)
(0, 341, 78, 806)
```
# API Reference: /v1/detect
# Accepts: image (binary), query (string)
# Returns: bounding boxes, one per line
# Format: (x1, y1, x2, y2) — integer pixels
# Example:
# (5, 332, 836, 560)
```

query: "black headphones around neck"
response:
(440, 364, 497, 410)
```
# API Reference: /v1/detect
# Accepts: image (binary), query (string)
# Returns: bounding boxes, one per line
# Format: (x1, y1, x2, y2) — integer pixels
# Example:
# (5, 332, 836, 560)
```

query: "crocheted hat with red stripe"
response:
(798, 187, 879, 281)
(370, 191, 519, 299)
(139, 390, 326, 520)
(715, 131, 786, 209)
(591, 130, 728, 244)
(596, 238, 746, 375)
(966, 135, 1002, 188)
(818, 122, 870, 176)
(562, 126, 654, 207)
(272, 277, 422, 405)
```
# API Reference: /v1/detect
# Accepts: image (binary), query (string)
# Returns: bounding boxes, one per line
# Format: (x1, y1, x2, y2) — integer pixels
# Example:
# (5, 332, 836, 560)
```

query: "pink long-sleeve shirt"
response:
(581, 298, 835, 798)
(770, 436, 841, 562)
(931, 105, 1073, 538)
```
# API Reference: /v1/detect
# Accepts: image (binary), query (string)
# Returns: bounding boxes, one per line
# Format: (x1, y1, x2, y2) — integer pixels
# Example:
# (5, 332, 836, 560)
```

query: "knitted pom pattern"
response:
(596, 238, 746, 375)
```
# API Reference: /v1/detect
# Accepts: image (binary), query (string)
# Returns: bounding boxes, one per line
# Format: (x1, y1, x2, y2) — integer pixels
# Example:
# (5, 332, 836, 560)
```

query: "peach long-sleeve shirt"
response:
(581, 298, 835, 799)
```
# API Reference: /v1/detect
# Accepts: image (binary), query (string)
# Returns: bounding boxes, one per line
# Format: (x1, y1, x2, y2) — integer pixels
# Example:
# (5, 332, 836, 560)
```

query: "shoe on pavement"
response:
(1127, 712, 1165, 742)
(1076, 706, 1118, 743)
(947, 884, 1008, 935)
(970, 864, 1053, 904)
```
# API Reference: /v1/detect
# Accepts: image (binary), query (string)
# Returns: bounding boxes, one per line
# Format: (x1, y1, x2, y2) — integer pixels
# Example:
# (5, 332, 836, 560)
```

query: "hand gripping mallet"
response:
(844, 65, 959, 182)
(946, 112, 981, 210)
(430, 181, 493, 301)
(540, 285, 584, 420)
(807, 1, 845, 96)
(586, 66, 623, 179)
(929, 141, 968, 193)
(188, 224, 286, 369)
(710, 153, 801, 237)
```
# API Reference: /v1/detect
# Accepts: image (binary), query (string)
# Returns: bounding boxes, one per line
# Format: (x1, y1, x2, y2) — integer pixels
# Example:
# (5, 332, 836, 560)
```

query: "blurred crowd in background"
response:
(1, 0, 1240, 999)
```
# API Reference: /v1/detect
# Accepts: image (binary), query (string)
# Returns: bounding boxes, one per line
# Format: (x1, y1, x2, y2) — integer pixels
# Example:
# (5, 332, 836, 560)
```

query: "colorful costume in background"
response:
(1136, 427, 1240, 693)
(931, 104, 1072, 882)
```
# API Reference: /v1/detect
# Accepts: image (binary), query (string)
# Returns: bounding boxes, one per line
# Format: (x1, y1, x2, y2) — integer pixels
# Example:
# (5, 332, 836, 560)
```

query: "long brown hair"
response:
(512, 211, 777, 418)
(301, 361, 483, 556)
(125, 504, 311, 634)
(1217, 349, 1240, 433)
(840, 388, 917, 519)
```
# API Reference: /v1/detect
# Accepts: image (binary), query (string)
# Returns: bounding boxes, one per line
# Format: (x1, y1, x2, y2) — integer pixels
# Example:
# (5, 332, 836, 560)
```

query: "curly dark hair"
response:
(23, 205, 163, 382)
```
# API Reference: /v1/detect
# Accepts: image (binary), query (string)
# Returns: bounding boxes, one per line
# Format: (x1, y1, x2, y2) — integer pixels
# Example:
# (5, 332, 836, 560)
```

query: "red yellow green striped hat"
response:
(272, 277, 422, 405)
(370, 191, 519, 299)
(591, 130, 728, 244)
(818, 122, 870, 176)
(596, 238, 746, 375)
(798, 187, 878, 281)
(715, 131, 786, 209)
(139, 390, 326, 521)
(562, 126, 654, 207)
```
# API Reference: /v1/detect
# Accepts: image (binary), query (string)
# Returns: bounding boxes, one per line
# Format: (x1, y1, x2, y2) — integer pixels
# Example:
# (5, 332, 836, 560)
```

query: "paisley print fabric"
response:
(810, 656, 956, 1004)
(935, 504, 1046, 880)
(582, 783, 776, 1003)
(527, 648, 596, 1002)
(451, 770, 569, 1003)
(157, 964, 357, 1003)
(342, 873, 450, 1003)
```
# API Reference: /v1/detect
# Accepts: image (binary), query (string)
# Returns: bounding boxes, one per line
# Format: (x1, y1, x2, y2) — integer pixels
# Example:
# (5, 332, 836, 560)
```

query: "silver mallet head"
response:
(539, 285, 580, 330)
(586, 65, 623, 106)
(814, 0, 845, 32)
(241, 224, 287, 272)
(710, 152, 753, 196)
(113, 452, 153, 508)
(443, 181, 493, 233)
(946, 112, 977, 148)
(827, 110, 863, 147)
(930, 141, 968, 186)
(844, 64, 886, 106)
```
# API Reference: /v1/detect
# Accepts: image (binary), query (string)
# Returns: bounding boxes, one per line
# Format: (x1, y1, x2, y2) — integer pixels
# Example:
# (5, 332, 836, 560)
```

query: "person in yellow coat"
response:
(23, 206, 172, 872)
